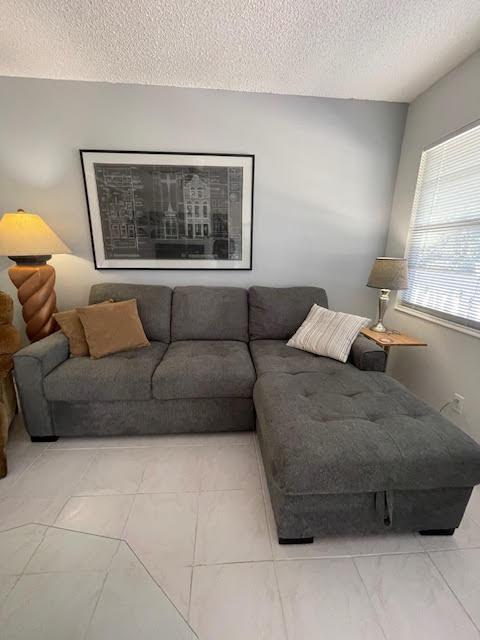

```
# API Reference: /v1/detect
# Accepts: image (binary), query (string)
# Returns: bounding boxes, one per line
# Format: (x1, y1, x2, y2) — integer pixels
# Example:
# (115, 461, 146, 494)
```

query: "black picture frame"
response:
(80, 150, 254, 270)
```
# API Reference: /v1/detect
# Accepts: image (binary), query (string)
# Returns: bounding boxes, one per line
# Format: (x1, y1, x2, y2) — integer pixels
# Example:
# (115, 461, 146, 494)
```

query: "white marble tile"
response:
(48, 435, 163, 449)
(0, 575, 18, 606)
(0, 441, 48, 496)
(124, 493, 198, 566)
(110, 541, 144, 570)
(430, 548, 480, 630)
(465, 487, 480, 527)
(111, 538, 193, 620)
(190, 562, 286, 640)
(0, 571, 105, 640)
(51, 431, 253, 449)
(200, 443, 261, 491)
(138, 446, 205, 493)
(109, 541, 193, 619)
(54, 495, 134, 538)
(86, 566, 197, 640)
(148, 564, 193, 620)
(276, 557, 385, 640)
(139, 442, 260, 494)
(0, 496, 66, 530)
(73, 449, 149, 495)
(7, 450, 95, 497)
(270, 516, 424, 560)
(195, 489, 271, 565)
(106, 528, 192, 618)
(141, 431, 253, 448)
(272, 531, 424, 561)
(418, 514, 480, 552)
(0, 524, 46, 574)
(355, 552, 479, 640)
(25, 526, 119, 573)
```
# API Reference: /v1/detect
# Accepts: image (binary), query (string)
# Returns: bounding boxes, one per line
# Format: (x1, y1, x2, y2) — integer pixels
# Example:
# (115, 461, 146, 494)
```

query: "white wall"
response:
(385, 50, 480, 441)
(0, 77, 406, 328)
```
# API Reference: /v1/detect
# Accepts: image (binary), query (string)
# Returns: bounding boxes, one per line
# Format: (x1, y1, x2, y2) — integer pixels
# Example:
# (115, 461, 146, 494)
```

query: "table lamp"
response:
(366, 257, 408, 333)
(0, 210, 71, 343)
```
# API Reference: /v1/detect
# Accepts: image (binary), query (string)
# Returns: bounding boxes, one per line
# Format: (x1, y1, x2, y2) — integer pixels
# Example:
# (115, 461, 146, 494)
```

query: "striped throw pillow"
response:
(287, 304, 369, 362)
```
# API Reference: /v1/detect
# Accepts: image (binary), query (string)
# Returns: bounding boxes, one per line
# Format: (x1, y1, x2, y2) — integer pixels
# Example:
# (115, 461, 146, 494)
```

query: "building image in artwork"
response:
(184, 174, 211, 240)
(94, 163, 243, 261)
(94, 166, 143, 256)
(153, 172, 180, 240)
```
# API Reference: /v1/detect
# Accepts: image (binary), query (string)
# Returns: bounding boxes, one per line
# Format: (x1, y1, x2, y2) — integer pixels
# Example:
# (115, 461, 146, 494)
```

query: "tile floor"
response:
(1, 417, 480, 640)
(0, 525, 197, 639)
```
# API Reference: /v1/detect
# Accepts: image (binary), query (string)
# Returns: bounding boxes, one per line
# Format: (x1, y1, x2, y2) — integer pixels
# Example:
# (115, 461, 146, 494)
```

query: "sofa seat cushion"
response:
(250, 339, 348, 376)
(44, 342, 168, 402)
(254, 371, 480, 495)
(153, 341, 256, 400)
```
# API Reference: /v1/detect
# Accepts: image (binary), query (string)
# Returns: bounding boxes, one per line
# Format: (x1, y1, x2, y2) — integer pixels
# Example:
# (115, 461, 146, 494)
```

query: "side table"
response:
(361, 327, 427, 356)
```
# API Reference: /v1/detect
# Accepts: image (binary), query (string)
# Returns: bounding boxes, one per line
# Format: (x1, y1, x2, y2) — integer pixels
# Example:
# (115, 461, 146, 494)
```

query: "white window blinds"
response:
(399, 122, 480, 332)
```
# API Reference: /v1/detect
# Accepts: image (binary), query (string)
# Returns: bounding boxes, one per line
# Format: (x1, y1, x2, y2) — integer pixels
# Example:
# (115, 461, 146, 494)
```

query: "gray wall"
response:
(385, 50, 480, 441)
(0, 76, 406, 326)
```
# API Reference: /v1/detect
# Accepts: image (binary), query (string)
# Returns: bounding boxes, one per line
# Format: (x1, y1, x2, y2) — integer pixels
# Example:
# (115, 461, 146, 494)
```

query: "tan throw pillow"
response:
(287, 304, 369, 363)
(77, 298, 149, 359)
(54, 300, 112, 357)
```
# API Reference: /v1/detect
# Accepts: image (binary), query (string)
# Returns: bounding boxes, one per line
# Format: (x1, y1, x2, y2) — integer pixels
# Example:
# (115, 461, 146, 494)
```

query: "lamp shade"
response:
(367, 257, 408, 290)
(0, 211, 71, 257)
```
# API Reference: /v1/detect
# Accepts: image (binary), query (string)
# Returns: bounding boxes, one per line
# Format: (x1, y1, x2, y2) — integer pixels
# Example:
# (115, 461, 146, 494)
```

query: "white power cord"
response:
(439, 400, 454, 414)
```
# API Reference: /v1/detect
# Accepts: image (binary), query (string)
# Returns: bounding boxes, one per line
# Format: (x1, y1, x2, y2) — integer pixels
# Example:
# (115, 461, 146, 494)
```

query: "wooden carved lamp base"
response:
(8, 256, 58, 343)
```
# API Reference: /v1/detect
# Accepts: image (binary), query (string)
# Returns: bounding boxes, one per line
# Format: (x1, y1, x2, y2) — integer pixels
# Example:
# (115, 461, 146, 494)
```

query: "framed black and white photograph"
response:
(80, 150, 254, 269)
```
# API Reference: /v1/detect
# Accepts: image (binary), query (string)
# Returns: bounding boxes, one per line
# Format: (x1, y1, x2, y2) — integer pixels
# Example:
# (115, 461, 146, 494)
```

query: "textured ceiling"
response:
(1, 0, 480, 102)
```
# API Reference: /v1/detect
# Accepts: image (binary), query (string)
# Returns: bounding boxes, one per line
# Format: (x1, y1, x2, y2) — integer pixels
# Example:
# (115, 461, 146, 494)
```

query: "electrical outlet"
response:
(452, 393, 465, 414)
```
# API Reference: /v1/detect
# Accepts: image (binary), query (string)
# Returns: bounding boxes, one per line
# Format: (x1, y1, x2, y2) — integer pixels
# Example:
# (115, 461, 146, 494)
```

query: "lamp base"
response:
(370, 321, 388, 333)
(8, 257, 58, 343)
(370, 288, 391, 334)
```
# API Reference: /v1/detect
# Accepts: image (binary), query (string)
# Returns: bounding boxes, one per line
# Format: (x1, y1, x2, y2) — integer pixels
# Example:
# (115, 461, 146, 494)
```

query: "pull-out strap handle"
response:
(375, 491, 394, 528)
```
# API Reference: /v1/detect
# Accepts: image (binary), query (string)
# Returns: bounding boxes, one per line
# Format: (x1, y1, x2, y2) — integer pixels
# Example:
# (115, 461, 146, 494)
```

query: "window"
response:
(399, 122, 480, 333)
(165, 220, 177, 238)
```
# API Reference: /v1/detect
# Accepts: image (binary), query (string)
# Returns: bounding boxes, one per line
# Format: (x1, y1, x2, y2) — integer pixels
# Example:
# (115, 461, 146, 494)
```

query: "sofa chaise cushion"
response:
(153, 341, 255, 400)
(171, 286, 248, 341)
(250, 338, 387, 377)
(249, 286, 328, 340)
(254, 370, 480, 496)
(44, 342, 167, 402)
(89, 283, 172, 343)
(250, 339, 340, 376)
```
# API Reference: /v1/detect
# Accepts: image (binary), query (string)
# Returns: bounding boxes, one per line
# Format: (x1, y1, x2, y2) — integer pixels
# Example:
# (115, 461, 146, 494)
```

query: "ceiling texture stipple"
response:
(1, 0, 480, 102)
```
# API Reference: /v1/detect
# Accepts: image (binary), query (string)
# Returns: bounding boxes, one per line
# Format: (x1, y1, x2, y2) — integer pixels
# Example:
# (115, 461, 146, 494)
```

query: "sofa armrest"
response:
(13, 332, 69, 438)
(349, 335, 387, 372)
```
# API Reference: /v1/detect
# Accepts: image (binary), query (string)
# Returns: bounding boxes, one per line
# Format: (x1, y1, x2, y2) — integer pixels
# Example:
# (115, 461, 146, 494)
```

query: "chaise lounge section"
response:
(13, 283, 480, 541)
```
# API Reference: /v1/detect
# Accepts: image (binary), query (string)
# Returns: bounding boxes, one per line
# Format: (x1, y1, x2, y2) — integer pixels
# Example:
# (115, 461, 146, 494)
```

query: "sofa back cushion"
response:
(249, 286, 328, 340)
(89, 283, 172, 343)
(171, 286, 248, 341)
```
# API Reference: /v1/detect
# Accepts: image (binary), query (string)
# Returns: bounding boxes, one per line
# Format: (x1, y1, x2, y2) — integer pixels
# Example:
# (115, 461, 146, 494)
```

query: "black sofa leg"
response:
(419, 528, 455, 536)
(30, 435, 58, 443)
(278, 536, 314, 545)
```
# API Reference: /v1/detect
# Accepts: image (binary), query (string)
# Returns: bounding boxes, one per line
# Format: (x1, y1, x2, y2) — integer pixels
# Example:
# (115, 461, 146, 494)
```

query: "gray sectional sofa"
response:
(13, 283, 480, 542)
